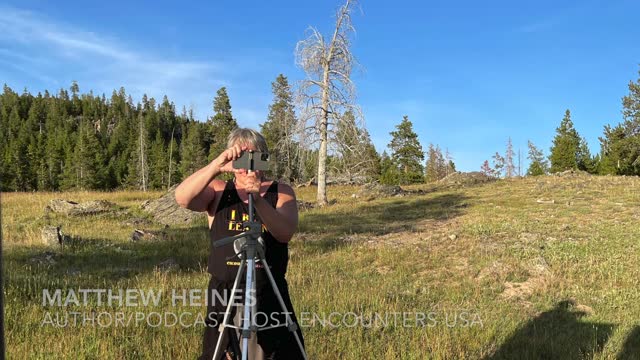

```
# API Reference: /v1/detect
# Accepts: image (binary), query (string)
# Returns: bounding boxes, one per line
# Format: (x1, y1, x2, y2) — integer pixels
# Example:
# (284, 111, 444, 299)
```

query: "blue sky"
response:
(1, 0, 639, 172)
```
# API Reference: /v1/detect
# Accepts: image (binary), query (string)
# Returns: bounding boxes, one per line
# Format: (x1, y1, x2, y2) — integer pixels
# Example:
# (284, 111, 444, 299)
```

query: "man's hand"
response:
(245, 172, 261, 194)
(213, 144, 247, 174)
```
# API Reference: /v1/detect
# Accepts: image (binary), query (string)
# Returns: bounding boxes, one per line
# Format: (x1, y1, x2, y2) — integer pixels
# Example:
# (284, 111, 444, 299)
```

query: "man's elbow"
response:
(276, 227, 297, 244)
(174, 187, 192, 209)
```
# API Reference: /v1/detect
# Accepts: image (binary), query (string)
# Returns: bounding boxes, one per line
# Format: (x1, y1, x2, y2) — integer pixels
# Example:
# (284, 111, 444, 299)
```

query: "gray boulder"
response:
(140, 184, 206, 226)
(45, 199, 120, 216)
(41, 226, 63, 246)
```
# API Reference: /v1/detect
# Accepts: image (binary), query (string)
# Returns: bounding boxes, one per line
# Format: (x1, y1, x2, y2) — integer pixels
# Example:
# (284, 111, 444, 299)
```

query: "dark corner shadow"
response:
(5, 225, 212, 291)
(485, 300, 615, 360)
(617, 325, 640, 360)
(298, 193, 468, 252)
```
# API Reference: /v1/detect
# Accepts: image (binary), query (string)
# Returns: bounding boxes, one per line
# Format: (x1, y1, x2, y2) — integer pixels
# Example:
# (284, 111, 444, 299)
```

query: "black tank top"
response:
(208, 180, 289, 282)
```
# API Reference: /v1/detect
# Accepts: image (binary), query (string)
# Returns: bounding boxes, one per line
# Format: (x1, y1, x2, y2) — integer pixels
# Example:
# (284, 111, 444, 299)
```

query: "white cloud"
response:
(0, 6, 225, 119)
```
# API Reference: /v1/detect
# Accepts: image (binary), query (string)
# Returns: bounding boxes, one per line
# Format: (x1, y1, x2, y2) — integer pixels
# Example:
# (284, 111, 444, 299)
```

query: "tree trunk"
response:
(317, 62, 330, 206)
(167, 127, 174, 192)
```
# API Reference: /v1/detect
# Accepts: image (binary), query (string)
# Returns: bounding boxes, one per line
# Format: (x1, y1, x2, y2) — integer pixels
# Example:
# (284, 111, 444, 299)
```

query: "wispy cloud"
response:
(0, 6, 226, 119)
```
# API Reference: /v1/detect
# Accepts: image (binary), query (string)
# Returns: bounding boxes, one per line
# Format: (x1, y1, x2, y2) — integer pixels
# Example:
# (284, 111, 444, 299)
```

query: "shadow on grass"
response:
(485, 300, 615, 360)
(617, 325, 640, 360)
(5, 193, 468, 298)
(298, 193, 468, 252)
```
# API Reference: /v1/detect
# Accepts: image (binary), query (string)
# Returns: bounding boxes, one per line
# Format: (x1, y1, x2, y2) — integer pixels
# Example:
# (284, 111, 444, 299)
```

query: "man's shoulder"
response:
(210, 179, 228, 192)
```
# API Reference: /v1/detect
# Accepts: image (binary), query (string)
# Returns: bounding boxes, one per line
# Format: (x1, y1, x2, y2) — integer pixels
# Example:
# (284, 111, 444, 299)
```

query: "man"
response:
(175, 128, 305, 360)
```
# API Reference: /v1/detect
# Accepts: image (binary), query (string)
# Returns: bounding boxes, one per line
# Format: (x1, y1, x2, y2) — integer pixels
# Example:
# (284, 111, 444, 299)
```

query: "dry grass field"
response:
(2, 174, 639, 359)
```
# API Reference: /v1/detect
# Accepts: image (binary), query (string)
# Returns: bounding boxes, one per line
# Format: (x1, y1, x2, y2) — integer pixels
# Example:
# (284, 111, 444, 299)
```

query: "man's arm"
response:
(252, 182, 298, 243)
(174, 163, 220, 212)
(175, 144, 245, 212)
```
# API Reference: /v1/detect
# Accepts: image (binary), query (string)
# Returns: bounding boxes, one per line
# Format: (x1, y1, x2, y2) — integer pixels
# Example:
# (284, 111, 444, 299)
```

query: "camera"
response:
(232, 151, 270, 171)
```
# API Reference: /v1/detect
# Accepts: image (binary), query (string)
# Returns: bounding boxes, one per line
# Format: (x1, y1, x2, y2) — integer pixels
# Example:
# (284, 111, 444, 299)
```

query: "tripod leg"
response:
(212, 259, 246, 360)
(241, 257, 255, 360)
(257, 250, 308, 360)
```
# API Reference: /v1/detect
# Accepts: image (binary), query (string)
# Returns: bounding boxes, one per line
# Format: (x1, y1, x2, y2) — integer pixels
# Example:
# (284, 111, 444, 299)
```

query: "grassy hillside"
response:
(2, 174, 639, 359)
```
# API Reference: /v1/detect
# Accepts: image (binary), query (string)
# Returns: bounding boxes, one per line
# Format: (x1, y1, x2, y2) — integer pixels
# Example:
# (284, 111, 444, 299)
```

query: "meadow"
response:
(2, 174, 639, 359)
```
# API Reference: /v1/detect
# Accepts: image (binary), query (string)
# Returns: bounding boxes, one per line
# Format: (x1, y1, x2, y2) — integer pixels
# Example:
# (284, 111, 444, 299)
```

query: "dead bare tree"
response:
(295, 0, 359, 206)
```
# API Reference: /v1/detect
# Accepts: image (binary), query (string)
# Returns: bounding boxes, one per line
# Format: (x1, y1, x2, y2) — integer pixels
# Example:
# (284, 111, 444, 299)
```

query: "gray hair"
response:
(227, 128, 269, 154)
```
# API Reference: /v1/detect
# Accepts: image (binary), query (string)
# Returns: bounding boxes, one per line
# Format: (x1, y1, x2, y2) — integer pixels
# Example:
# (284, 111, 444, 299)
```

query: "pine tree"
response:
(70, 81, 82, 116)
(492, 152, 505, 177)
(44, 129, 65, 190)
(549, 109, 581, 172)
(180, 121, 207, 180)
(448, 160, 456, 173)
(379, 151, 401, 185)
(261, 75, 299, 182)
(10, 110, 31, 190)
(598, 68, 640, 175)
(526, 140, 549, 176)
(434, 145, 447, 180)
(388, 116, 424, 184)
(622, 66, 640, 137)
(577, 136, 596, 173)
(73, 119, 103, 189)
(598, 124, 625, 174)
(60, 140, 77, 190)
(149, 130, 167, 189)
(425, 144, 439, 182)
(361, 131, 381, 180)
(208, 87, 238, 160)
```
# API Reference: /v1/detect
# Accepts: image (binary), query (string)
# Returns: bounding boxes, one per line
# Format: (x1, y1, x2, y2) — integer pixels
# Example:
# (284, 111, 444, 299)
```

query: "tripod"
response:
(211, 164, 307, 360)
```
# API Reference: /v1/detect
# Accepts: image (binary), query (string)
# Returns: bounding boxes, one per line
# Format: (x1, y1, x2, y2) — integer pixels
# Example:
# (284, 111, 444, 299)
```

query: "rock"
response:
(156, 258, 179, 272)
(448, 234, 458, 241)
(44, 200, 79, 214)
(140, 184, 205, 226)
(536, 199, 555, 204)
(130, 229, 166, 242)
(41, 226, 63, 246)
(45, 199, 120, 216)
